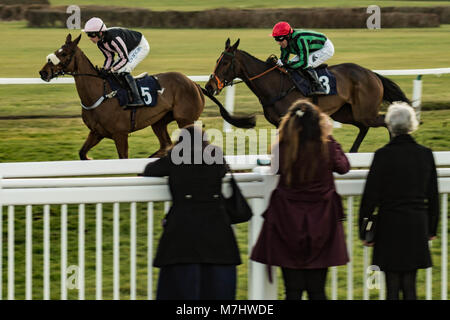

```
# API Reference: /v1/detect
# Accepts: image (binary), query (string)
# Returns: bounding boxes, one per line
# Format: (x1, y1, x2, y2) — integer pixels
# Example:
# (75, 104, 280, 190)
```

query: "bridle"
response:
(210, 50, 286, 90)
(45, 46, 116, 110)
(47, 46, 104, 80)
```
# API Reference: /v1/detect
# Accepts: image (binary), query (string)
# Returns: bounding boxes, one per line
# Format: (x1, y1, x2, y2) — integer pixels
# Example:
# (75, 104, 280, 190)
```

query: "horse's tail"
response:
(200, 87, 256, 129)
(374, 73, 411, 104)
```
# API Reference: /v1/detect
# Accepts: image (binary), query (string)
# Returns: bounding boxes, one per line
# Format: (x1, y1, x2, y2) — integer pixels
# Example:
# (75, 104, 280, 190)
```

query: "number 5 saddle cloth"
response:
(107, 72, 161, 108)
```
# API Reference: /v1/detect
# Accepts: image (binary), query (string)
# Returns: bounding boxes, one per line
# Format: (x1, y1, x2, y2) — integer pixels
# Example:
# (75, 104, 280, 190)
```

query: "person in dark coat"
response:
(250, 100, 350, 300)
(358, 102, 439, 300)
(141, 124, 241, 300)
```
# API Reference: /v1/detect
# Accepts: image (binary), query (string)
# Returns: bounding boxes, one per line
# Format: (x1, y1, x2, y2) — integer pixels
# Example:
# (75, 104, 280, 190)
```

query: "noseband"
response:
(211, 51, 236, 90)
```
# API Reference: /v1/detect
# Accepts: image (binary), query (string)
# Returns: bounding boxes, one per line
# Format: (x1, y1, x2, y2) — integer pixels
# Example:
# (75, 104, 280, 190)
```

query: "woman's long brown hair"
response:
(277, 100, 330, 186)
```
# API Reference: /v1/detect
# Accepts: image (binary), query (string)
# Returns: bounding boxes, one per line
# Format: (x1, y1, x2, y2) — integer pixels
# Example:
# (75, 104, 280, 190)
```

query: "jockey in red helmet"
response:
(83, 17, 150, 106)
(271, 21, 335, 95)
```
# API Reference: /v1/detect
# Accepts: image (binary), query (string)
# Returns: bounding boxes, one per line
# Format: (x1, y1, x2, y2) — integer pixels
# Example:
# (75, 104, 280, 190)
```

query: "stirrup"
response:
(127, 99, 144, 107)
(309, 86, 327, 96)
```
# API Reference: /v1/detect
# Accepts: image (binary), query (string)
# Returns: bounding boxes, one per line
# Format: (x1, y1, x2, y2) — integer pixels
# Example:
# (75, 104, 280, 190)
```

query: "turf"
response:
(0, 19, 449, 300)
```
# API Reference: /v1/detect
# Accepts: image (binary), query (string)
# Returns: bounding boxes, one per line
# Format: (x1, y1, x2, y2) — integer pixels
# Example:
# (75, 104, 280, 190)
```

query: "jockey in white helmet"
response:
(83, 17, 150, 106)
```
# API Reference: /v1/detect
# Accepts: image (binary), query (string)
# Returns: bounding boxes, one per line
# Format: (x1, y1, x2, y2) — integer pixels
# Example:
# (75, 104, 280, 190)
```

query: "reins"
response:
(211, 50, 287, 88)
(49, 49, 118, 110)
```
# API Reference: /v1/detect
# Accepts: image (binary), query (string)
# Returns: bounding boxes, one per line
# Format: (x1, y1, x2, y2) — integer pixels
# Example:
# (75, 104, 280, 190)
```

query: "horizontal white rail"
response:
(1, 67, 448, 130)
(1, 68, 449, 85)
(372, 68, 450, 76)
(1, 152, 450, 178)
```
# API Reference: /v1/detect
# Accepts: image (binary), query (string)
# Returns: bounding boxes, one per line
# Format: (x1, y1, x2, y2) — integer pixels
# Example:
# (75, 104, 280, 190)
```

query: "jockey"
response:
(271, 21, 334, 95)
(83, 17, 150, 106)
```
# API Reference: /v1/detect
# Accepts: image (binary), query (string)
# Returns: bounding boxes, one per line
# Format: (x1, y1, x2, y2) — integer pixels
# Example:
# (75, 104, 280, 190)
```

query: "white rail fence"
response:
(0, 152, 449, 300)
(1, 67, 450, 130)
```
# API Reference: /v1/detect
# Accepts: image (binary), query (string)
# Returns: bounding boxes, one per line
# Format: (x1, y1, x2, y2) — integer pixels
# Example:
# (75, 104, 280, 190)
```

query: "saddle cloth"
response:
(106, 73, 161, 107)
(290, 66, 337, 97)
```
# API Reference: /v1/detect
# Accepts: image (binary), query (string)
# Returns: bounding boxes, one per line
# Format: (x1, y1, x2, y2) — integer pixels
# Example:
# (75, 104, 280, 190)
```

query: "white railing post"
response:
(130, 202, 137, 300)
(78, 204, 85, 300)
(96, 203, 103, 300)
(363, 246, 369, 300)
(60, 204, 67, 300)
(331, 267, 338, 300)
(43, 204, 50, 300)
(25, 205, 33, 300)
(147, 203, 154, 300)
(113, 203, 120, 300)
(412, 75, 423, 122)
(347, 196, 354, 300)
(247, 172, 279, 300)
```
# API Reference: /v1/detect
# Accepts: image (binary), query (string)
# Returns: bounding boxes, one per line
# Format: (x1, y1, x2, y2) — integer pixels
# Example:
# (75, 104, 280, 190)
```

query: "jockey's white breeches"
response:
(289, 39, 335, 68)
(115, 36, 150, 74)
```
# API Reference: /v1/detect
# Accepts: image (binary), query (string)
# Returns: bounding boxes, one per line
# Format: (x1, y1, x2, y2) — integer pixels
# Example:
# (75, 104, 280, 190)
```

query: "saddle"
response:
(289, 65, 337, 97)
(103, 71, 162, 108)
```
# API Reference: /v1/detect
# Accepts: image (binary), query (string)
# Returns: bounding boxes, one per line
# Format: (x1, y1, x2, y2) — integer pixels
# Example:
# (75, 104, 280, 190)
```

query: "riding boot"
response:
(123, 72, 144, 106)
(304, 67, 327, 95)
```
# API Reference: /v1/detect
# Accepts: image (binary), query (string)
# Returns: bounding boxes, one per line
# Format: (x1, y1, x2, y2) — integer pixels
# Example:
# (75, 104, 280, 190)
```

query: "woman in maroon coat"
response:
(251, 100, 350, 300)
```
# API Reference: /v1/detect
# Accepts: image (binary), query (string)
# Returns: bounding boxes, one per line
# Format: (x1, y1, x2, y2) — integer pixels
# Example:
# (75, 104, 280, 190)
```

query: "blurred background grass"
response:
(49, 0, 450, 10)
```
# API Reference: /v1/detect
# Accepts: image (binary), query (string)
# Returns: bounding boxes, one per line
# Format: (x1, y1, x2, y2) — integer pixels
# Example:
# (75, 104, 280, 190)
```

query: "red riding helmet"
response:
(271, 21, 293, 37)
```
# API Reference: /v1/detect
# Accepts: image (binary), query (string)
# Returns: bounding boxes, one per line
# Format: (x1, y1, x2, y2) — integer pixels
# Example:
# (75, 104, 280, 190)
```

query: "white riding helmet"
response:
(83, 17, 107, 33)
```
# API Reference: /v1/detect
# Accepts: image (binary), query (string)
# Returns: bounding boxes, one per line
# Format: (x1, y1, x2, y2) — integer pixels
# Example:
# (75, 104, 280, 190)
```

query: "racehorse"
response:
(205, 39, 410, 152)
(39, 34, 255, 159)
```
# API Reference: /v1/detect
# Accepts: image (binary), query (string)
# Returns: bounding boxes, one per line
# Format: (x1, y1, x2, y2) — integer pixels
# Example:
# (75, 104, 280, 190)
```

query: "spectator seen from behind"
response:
(358, 102, 439, 300)
(142, 124, 241, 300)
(251, 100, 350, 300)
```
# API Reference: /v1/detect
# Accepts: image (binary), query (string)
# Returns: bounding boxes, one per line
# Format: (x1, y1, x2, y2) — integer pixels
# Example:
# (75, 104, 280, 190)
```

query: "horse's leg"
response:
(149, 112, 174, 158)
(112, 133, 129, 159)
(262, 106, 281, 128)
(349, 124, 369, 153)
(79, 131, 104, 160)
(370, 114, 391, 140)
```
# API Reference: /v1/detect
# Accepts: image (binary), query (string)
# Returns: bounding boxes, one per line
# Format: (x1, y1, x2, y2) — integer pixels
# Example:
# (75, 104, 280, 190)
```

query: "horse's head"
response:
(39, 34, 81, 82)
(205, 38, 240, 96)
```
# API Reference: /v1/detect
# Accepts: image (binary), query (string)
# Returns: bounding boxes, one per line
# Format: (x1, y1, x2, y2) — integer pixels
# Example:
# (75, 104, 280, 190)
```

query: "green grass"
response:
(49, 0, 450, 10)
(1, 21, 450, 121)
(0, 20, 449, 300)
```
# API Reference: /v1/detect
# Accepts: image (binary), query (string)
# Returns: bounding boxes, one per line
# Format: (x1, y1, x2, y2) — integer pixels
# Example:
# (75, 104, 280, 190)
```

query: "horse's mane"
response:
(237, 49, 271, 67)
(76, 46, 98, 72)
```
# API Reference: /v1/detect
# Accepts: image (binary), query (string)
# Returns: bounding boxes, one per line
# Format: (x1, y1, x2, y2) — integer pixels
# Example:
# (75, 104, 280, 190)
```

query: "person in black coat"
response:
(358, 102, 439, 300)
(142, 125, 241, 300)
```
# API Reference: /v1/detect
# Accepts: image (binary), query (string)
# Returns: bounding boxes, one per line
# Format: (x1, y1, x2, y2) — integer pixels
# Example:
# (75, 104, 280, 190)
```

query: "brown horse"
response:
(39, 34, 255, 159)
(205, 39, 410, 152)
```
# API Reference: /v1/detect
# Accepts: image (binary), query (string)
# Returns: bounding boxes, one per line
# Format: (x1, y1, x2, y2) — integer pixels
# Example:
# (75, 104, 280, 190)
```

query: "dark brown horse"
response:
(39, 34, 255, 159)
(205, 39, 410, 152)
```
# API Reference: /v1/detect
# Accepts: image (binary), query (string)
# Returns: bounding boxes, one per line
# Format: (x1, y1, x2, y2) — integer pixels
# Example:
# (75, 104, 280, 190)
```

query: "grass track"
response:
(0, 16, 449, 300)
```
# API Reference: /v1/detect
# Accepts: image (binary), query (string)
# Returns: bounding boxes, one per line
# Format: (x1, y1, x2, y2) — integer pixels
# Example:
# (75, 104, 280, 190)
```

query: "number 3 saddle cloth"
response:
(290, 66, 337, 97)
